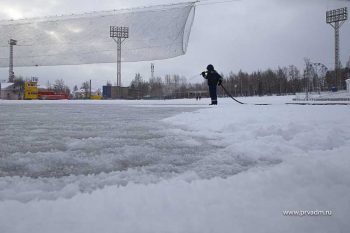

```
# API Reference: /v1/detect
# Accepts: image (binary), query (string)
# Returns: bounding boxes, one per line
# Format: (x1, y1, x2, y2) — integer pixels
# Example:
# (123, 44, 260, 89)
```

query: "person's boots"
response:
(210, 100, 217, 105)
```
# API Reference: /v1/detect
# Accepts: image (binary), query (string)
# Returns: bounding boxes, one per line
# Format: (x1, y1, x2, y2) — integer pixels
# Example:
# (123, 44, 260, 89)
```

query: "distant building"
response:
(0, 83, 21, 100)
(73, 88, 102, 99)
(73, 89, 88, 99)
(187, 91, 208, 99)
(103, 86, 130, 99)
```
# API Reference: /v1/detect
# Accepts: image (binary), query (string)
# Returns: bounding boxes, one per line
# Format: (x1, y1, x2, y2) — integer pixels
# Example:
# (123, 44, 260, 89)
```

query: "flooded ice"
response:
(0, 102, 267, 202)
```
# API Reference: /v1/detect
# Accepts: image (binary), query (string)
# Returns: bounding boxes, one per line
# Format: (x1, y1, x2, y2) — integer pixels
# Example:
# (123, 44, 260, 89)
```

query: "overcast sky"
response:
(0, 0, 349, 89)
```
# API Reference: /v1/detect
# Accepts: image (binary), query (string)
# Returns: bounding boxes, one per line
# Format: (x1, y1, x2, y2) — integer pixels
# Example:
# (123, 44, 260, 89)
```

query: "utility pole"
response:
(326, 7, 348, 90)
(110, 26, 129, 87)
(151, 63, 155, 79)
(304, 58, 312, 101)
(89, 79, 92, 99)
(240, 76, 243, 96)
(8, 39, 17, 83)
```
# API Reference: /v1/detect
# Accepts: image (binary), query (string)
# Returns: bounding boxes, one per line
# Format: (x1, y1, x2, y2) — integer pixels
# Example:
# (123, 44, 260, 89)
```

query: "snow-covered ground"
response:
(295, 90, 350, 101)
(1, 96, 350, 233)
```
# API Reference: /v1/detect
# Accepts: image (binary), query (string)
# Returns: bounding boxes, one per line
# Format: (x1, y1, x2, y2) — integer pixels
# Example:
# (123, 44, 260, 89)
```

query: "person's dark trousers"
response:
(209, 85, 218, 105)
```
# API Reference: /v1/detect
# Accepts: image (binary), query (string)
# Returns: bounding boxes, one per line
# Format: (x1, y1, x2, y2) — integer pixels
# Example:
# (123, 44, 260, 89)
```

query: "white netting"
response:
(0, 2, 196, 67)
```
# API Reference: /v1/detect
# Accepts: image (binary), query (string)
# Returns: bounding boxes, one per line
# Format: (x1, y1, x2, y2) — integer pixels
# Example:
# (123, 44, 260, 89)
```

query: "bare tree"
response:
(53, 79, 70, 94)
(149, 77, 163, 99)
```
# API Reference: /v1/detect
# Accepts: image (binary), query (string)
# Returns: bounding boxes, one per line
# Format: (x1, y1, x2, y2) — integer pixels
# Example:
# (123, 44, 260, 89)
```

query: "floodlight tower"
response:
(326, 7, 348, 89)
(8, 39, 17, 83)
(110, 26, 129, 87)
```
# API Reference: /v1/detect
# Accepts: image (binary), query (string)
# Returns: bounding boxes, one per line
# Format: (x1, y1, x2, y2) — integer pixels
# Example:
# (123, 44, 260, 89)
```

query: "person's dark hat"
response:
(207, 64, 214, 71)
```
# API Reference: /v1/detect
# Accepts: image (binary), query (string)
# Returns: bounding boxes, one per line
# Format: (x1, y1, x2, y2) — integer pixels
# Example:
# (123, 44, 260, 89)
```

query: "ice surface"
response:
(1, 97, 350, 233)
(0, 100, 277, 202)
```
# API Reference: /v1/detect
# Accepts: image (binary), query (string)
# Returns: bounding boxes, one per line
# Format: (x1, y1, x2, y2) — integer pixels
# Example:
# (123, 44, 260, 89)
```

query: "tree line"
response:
(9, 62, 350, 99)
(127, 65, 350, 99)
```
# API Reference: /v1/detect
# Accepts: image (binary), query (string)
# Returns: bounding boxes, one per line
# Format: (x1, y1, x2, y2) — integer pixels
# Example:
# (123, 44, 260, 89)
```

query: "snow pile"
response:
(1, 97, 350, 233)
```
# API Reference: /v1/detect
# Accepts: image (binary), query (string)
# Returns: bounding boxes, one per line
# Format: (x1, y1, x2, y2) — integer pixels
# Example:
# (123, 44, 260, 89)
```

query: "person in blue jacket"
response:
(201, 64, 223, 105)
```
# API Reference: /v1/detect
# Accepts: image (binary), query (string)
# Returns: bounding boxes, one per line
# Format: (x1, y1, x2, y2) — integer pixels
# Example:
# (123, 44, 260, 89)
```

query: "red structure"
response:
(38, 91, 69, 100)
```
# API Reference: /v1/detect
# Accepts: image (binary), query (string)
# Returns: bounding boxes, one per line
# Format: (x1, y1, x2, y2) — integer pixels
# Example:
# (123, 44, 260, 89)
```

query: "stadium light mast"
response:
(326, 7, 348, 89)
(110, 26, 129, 87)
(8, 39, 17, 83)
